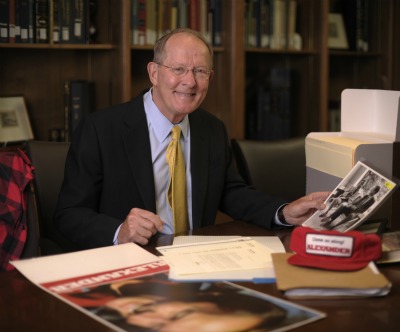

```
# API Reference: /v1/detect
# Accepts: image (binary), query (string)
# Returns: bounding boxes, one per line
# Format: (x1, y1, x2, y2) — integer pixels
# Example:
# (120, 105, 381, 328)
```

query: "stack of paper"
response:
(157, 236, 285, 283)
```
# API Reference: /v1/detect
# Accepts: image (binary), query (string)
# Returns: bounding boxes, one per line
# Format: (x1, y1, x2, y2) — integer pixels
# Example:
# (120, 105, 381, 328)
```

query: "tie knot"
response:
(171, 126, 181, 141)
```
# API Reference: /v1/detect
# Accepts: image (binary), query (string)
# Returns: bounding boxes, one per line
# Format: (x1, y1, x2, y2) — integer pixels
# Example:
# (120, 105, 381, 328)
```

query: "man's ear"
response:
(208, 69, 215, 82)
(148, 62, 158, 85)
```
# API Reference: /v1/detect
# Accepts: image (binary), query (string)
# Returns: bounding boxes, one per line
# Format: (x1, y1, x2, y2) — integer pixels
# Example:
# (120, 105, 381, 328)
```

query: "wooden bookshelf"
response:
(0, 1, 130, 142)
(327, 0, 396, 131)
(0, 0, 398, 142)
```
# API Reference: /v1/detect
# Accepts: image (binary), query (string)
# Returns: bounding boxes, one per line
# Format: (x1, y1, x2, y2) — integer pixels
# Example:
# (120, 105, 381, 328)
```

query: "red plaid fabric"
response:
(0, 148, 34, 271)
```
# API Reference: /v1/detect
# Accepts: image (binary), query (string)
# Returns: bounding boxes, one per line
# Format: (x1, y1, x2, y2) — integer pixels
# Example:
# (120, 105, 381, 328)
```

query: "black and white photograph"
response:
(303, 161, 397, 232)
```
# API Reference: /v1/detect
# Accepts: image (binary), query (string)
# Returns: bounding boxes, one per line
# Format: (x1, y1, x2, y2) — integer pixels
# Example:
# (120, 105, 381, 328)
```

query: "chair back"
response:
(231, 138, 306, 201)
(27, 141, 78, 255)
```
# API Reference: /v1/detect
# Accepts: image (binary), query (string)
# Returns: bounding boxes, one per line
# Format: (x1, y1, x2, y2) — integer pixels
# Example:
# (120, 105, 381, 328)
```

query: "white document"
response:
(157, 236, 285, 283)
(11, 243, 164, 285)
(173, 235, 285, 252)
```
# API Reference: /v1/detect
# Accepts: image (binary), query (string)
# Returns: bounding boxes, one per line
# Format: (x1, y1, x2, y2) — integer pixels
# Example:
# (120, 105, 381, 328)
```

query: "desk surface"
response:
(1, 221, 400, 331)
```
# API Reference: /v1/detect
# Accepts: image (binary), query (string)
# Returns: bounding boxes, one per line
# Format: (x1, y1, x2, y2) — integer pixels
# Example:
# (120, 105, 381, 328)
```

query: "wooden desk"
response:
(1, 221, 399, 331)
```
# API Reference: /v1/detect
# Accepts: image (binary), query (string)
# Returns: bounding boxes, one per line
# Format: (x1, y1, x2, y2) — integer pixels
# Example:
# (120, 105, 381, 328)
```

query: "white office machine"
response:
(306, 89, 400, 228)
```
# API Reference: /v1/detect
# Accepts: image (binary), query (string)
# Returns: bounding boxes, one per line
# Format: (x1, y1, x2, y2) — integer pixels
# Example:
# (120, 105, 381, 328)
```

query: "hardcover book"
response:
(18, 0, 35, 43)
(60, 0, 71, 42)
(68, 80, 95, 139)
(272, 252, 391, 299)
(35, 0, 49, 43)
(0, 0, 10, 43)
(71, 0, 89, 44)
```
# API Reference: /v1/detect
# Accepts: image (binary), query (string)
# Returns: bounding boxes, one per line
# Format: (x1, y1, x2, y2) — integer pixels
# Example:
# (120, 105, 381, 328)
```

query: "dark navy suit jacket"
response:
(55, 91, 286, 249)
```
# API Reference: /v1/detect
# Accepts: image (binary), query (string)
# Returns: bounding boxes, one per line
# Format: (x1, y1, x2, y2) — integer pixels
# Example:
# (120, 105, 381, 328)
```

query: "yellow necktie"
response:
(166, 126, 189, 234)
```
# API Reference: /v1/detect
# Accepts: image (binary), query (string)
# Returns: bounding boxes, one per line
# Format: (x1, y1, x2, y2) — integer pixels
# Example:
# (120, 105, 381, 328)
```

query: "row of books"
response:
(342, 0, 370, 52)
(131, 0, 222, 47)
(48, 80, 94, 142)
(50, 79, 94, 142)
(246, 67, 294, 140)
(0, 0, 96, 44)
(245, 0, 300, 50)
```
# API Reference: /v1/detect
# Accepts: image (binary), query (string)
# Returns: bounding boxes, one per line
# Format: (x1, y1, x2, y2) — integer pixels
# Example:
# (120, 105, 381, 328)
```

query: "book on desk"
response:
(272, 252, 391, 300)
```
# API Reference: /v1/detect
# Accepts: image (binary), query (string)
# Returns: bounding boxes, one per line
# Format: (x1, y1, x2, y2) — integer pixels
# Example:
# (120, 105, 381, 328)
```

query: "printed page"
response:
(173, 235, 285, 252)
(157, 237, 273, 276)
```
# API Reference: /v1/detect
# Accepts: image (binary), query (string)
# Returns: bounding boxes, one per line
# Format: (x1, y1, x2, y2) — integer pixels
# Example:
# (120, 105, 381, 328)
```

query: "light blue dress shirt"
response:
(143, 90, 193, 234)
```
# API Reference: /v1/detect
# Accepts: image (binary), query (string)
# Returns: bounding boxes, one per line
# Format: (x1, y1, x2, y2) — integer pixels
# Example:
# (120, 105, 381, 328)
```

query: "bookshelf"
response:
(0, 0, 398, 142)
(243, 0, 328, 139)
(327, 0, 395, 131)
(0, 1, 131, 141)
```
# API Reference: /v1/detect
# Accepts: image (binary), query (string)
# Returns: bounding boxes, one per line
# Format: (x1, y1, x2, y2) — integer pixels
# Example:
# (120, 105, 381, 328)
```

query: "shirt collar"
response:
(144, 89, 189, 143)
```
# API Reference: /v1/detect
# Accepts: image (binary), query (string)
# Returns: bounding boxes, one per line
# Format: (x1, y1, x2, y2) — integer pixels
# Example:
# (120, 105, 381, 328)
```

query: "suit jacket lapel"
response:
(190, 112, 209, 228)
(121, 100, 157, 213)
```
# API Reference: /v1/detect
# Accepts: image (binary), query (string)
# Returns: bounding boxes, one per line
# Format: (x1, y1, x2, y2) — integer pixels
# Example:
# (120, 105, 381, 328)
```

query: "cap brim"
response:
(287, 254, 369, 271)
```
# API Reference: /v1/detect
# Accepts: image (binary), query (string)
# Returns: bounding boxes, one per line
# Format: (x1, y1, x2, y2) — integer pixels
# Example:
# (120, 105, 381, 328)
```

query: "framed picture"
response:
(328, 13, 349, 49)
(0, 96, 34, 144)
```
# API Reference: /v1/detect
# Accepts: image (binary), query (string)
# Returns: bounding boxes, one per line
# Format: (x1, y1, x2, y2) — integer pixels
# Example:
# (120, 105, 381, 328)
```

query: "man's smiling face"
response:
(148, 32, 214, 124)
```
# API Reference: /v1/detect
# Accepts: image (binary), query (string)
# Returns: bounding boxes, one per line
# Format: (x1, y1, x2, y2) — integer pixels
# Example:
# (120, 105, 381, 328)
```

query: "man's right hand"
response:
(117, 208, 164, 245)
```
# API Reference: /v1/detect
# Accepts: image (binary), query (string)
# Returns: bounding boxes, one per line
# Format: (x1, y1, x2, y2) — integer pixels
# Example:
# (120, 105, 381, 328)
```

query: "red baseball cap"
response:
(288, 227, 382, 271)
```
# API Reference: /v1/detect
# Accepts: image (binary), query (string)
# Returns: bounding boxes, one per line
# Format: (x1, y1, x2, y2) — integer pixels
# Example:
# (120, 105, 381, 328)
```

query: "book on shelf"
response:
(270, 0, 287, 49)
(15, 0, 22, 42)
(376, 231, 400, 264)
(160, 0, 171, 38)
(245, 0, 258, 47)
(200, 0, 221, 46)
(272, 252, 391, 299)
(35, 0, 49, 43)
(287, 0, 297, 49)
(246, 0, 298, 50)
(60, 0, 71, 42)
(0, 0, 96, 45)
(130, 0, 221, 47)
(250, 66, 293, 140)
(145, 0, 157, 45)
(2, 0, 49, 44)
(63, 80, 71, 142)
(52, 0, 60, 42)
(57, 0, 92, 44)
(0, 0, 10, 43)
(71, 0, 90, 44)
(64, 80, 95, 141)
(17, 0, 35, 43)
(11, 243, 326, 332)
(9, 0, 16, 43)
(137, 0, 146, 45)
(130, 0, 136, 44)
(343, 0, 370, 52)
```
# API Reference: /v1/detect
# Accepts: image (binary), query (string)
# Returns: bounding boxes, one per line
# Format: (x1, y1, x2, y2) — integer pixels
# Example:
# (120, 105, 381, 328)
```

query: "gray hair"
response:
(153, 28, 213, 67)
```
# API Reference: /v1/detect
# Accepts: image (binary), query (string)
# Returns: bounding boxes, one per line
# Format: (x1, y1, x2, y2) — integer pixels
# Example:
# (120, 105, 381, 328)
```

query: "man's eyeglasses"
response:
(156, 63, 212, 80)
